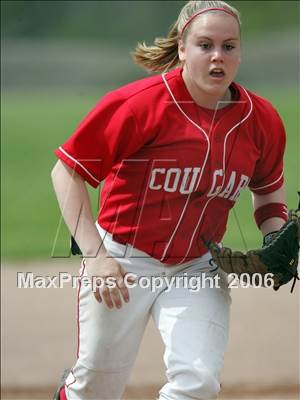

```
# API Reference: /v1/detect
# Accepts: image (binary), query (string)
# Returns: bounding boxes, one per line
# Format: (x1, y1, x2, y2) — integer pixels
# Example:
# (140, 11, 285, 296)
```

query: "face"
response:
(178, 12, 241, 100)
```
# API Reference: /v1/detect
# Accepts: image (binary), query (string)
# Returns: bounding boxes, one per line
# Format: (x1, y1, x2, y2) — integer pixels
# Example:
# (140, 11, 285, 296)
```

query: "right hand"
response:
(84, 252, 136, 309)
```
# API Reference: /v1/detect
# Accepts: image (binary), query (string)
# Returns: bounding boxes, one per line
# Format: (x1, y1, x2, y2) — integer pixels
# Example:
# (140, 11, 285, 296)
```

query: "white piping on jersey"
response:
(186, 86, 253, 263)
(249, 170, 283, 191)
(161, 73, 210, 263)
(58, 146, 101, 185)
(161, 73, 253, 264)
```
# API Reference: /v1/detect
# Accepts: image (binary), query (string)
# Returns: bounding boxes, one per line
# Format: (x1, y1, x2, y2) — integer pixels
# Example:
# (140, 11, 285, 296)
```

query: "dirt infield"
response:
(2, 261, 299, 399)
(1, 385, 299, 399)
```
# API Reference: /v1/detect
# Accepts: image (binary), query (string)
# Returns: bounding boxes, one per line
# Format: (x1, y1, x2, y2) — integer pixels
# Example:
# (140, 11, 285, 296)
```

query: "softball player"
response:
(51, 1, 288, 399)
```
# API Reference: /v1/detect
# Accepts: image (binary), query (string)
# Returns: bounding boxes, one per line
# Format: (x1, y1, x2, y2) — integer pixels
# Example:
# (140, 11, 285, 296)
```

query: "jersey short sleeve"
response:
(55, 92, 143, 188)
(249, 106, 286, 195)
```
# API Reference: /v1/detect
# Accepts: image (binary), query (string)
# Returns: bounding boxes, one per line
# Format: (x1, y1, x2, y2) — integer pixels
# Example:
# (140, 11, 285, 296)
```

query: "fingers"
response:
(116, 276, 130, 304)
(92, 273, 137, 309)
(93, 288, 102, 303)
(93, 282, 123, 309)
(86, 257, 138, 309)
(100, 286, 122, 309)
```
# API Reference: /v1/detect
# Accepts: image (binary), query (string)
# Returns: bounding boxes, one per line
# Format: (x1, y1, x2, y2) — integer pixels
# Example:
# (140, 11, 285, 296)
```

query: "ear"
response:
(178, 39, 186, 62)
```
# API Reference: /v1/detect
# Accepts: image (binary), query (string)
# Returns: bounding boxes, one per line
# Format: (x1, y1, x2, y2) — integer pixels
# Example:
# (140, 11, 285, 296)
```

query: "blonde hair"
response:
(132, 1, 241, 72)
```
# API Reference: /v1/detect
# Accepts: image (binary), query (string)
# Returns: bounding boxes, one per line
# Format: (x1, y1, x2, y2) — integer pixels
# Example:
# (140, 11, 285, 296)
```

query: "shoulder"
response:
(101, 68, 183, 112)
(83, 73, 167, 125)
(236, 83, 284, 127)
(97, 71, 179, 131)
(235, 83, 286, 155)
(104, 73, 167, 105)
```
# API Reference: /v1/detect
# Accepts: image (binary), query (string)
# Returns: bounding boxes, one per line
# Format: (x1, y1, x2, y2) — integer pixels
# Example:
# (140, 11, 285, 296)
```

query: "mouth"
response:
(209, 68, 225, 79)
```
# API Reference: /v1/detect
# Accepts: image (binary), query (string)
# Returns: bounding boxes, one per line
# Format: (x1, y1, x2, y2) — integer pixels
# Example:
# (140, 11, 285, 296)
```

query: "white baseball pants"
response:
(64, 227, 231, 400)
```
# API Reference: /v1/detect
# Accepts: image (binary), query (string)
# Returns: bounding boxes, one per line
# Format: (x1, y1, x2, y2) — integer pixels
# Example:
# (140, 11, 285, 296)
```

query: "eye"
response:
(198, 42, 211, 50)
(224, 44, 235, 51)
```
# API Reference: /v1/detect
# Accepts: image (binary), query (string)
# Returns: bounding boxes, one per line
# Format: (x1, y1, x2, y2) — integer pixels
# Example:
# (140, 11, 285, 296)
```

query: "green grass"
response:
(1, 89, 105, 260)
(1, 87, 299, 260)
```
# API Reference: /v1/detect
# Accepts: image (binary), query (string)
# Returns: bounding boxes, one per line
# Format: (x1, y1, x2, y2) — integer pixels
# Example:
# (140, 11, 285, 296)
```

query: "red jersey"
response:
(55, 67, 285, 264)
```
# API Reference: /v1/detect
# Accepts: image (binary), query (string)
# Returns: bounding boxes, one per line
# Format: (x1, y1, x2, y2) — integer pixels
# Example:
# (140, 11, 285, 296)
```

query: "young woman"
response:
(51, 1, 288, 399)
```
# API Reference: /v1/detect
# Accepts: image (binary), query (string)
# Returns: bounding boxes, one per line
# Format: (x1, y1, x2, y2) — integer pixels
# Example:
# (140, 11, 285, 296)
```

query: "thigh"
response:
(151, 266, 231, 378)
(77, 260, 153, 371)
(67, 236, 165, 400)
(77, 226, 169, 371)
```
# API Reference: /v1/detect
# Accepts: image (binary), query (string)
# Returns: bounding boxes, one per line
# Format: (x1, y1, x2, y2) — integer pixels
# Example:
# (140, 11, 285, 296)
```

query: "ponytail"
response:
(131, 23, 180, 73)
(131, 1, 241, 73)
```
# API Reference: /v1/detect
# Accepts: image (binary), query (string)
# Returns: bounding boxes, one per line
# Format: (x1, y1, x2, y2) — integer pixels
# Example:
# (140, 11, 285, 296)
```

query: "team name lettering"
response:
(149, 167, 201, 194)
(207, 169, 250, 201)
(149, 167, 249, 201)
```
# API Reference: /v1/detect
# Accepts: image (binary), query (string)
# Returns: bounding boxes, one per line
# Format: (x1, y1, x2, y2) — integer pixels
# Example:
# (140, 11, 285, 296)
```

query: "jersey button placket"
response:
(214, 133, 222, 143)
(213, 133, 223, 168)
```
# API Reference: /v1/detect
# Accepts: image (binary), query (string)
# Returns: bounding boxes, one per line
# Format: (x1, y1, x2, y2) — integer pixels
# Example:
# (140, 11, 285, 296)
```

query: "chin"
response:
(208, 79, 232, 93)
(193, 78, 228, 98)
(204, 85, 227, 97)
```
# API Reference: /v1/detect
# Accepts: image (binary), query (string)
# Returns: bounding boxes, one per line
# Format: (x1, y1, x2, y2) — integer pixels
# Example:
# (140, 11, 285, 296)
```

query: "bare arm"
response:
(252, 185, 287, 236)
(51, 160, 134, 308)
(51, 160, 104, 256)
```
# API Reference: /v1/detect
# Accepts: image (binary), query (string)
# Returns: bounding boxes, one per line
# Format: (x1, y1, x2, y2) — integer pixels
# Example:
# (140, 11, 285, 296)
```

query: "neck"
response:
(182, 68, 232, 110)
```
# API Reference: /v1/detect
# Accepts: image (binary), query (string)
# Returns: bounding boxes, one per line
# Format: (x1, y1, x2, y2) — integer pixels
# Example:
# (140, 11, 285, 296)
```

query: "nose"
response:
(211, 47, 224, 63)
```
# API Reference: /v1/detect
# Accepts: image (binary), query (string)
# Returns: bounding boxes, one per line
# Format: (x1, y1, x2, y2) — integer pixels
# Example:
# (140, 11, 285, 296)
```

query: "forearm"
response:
(51, 160, 105, 257)
(259, 217, 286, 236)
(252, 186, 287, 236)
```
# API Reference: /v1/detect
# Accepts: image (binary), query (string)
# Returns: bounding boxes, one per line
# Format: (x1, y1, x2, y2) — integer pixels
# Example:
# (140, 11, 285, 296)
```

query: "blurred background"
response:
(1, 1, 299, 399)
